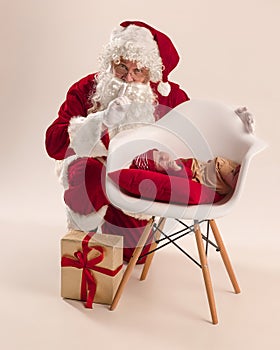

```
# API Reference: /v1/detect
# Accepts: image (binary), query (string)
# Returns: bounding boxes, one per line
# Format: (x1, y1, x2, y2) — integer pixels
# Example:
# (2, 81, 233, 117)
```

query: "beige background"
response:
(0, 0, 279, 349)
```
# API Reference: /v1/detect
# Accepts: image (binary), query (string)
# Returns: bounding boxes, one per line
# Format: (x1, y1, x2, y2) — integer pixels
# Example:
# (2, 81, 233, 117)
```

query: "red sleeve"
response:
(45, 73, 96, 160)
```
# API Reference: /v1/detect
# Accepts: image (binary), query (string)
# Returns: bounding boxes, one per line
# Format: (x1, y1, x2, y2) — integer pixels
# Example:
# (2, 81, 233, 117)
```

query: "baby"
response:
(131, 149, 240, 195)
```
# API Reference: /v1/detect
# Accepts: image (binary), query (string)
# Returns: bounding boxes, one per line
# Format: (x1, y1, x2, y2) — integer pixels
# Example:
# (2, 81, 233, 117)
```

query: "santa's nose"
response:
(123, 72, 134, 83)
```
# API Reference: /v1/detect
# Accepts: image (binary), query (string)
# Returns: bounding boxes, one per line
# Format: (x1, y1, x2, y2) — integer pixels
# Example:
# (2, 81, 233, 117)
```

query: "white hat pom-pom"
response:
(157, 81, 171, 96)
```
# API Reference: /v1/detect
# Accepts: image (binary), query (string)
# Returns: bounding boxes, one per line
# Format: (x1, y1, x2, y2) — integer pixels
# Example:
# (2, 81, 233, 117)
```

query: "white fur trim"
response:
(89, 139, 108, 158)
(55, 159, 64, 181)
(107, 99, 155, 137)
(68, 112, 108, 157)
(55, 155, 80, 189)
(157, 81, 171, 96)
(121, 209, 152, 221)
(66, 205, 108, 232)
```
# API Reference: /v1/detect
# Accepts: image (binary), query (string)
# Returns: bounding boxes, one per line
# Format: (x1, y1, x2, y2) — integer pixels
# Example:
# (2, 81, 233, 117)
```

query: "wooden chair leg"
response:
(194, 222, 218, 325)
(110, 217, 155, 311)
(140, 217, 166, 281)
(209, 219, 241, 294)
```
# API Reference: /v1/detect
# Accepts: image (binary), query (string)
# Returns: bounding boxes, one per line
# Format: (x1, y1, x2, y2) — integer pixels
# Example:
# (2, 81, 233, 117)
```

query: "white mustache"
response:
(106, 77, 154, 103)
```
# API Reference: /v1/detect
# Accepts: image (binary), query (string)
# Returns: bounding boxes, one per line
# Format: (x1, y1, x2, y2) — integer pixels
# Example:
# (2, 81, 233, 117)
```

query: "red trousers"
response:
(64, 157, 152, 263)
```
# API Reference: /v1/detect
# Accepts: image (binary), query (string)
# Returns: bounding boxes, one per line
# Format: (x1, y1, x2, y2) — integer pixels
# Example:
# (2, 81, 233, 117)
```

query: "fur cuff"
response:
(121, 209, 153, 221)
(66, 205, 108, 232)
(55, 155, 80, 189)
(68, 112, 108, 157)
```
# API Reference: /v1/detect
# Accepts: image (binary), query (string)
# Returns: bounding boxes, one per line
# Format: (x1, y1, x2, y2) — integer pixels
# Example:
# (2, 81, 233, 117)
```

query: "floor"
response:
(1, 103, 278, 350)
(1, 202, 279, 350)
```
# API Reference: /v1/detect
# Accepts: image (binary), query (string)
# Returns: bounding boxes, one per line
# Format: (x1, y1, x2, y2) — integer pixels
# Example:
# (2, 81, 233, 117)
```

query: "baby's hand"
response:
(153, 150, 181, 172)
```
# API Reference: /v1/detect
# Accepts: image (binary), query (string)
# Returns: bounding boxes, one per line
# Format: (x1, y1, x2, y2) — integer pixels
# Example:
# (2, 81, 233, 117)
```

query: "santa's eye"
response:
(114, 63, 128, 75)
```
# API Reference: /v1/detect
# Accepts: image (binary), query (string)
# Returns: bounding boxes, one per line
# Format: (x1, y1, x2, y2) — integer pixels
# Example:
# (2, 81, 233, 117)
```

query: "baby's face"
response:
(153, 150, 181, 172)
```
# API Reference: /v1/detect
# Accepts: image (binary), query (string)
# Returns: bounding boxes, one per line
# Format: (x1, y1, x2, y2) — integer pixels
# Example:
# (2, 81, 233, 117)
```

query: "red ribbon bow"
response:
(61, 232, 123, 308)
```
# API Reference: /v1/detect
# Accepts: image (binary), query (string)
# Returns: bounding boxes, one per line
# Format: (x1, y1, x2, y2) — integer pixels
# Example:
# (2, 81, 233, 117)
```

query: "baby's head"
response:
(217, 157, 240, 190)
(153, 150, 181, 173)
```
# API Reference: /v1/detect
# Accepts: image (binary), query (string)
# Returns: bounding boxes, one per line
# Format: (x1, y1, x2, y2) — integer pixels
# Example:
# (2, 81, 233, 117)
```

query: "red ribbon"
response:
(61, 232, 123, 308)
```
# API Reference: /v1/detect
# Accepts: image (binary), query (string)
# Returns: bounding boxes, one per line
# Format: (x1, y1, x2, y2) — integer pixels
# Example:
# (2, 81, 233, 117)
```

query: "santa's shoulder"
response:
(66, 73, 97, 95)
(151, 81, 190, 108)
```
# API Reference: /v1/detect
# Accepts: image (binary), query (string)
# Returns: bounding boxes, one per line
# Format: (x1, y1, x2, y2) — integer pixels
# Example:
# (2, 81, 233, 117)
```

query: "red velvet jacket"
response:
(45, 73, 189, 160)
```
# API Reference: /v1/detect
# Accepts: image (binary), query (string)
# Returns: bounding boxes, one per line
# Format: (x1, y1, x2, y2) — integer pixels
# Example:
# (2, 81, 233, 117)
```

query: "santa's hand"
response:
(103, 96, 131, 127)
(235, 106, 255, 133)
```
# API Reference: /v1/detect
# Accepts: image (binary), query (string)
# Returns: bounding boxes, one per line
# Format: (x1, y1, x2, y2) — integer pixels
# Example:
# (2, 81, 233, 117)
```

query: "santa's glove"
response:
(103, 96, 131, 128)
(234, 106, 255, 133)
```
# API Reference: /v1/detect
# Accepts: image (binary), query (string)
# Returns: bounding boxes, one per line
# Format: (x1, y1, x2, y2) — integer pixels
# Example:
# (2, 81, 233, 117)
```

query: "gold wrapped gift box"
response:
(61, 230, 123, 307)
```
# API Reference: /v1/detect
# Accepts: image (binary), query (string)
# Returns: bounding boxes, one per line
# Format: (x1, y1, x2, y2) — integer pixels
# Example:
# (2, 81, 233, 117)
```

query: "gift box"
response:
(61, 230, 123, 307)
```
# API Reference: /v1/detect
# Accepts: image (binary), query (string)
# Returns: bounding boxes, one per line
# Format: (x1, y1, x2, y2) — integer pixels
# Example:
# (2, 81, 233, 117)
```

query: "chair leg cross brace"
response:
(138, 220, 219, 268)
(147, 224, 202, 268)
(110, 218, 240, 325)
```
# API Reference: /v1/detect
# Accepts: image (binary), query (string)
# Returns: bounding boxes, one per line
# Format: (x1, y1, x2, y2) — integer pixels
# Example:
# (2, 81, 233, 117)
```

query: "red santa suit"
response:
(45, 21, 189, 263)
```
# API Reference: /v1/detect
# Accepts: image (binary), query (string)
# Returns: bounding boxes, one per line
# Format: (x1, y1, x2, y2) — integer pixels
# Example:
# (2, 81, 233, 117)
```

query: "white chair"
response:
(105, 99, 267, 324)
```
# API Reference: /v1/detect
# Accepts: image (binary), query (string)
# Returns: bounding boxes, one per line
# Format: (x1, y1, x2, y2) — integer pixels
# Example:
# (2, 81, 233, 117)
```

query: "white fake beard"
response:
(92, 72, 156, 110)
(111, 81, 156, 137)
(92, 72, 156, 136)
(92, 72, 125, 110)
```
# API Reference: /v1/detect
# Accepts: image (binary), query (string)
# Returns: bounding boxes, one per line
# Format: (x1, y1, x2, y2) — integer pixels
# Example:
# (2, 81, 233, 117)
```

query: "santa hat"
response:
(99, 20, 180, 96)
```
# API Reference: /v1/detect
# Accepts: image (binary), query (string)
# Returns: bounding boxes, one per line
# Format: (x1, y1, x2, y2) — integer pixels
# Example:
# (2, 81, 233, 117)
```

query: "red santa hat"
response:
(99, 20, 180, 96)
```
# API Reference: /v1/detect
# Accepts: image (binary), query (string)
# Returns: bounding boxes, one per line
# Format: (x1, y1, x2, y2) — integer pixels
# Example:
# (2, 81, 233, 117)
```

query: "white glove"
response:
(103, 96, 131, 127)
(235, 106, 255, 133)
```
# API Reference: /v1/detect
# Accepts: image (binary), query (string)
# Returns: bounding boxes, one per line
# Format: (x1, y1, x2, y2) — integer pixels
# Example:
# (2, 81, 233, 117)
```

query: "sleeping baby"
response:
(131, 149, 241, 196)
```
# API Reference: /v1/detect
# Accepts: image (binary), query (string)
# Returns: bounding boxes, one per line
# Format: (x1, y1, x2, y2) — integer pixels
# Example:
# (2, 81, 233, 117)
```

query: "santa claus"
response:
(45, 21, 189, 263)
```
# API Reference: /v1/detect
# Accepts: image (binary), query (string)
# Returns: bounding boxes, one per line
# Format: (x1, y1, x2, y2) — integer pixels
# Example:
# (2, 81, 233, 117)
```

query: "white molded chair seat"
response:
(106, 99, 266, 220)
(105, 99, 267, 324)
